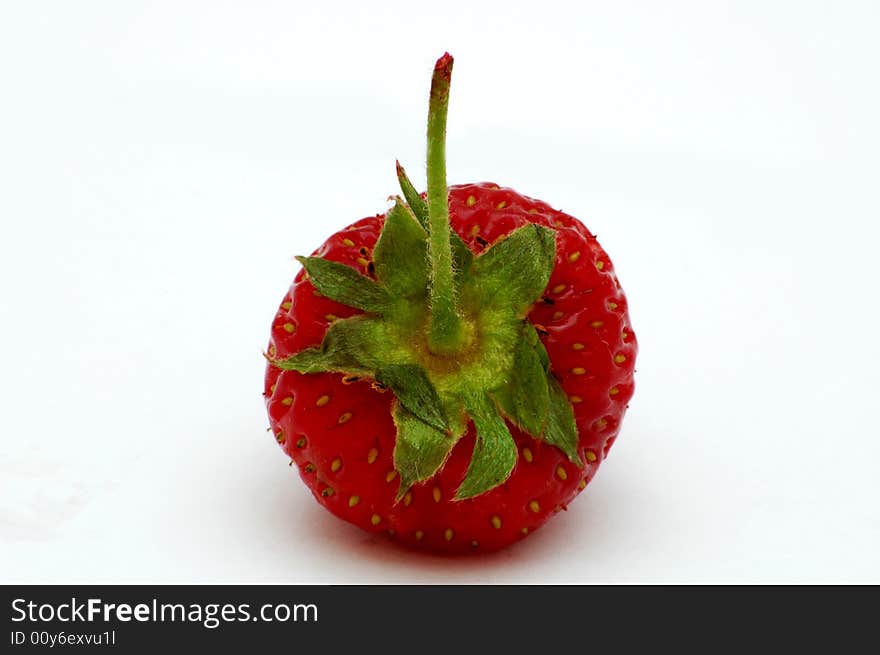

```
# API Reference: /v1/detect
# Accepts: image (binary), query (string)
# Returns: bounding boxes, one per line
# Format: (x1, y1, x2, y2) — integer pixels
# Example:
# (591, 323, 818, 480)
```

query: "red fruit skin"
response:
(265, 183, 637, 553)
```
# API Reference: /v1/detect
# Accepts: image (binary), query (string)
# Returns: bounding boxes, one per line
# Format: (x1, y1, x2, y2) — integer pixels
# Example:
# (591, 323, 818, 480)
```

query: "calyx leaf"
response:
(396, 161, 429, 227)
(296, 256, 389, 313)
(455, 393, 518, 500)
(393, 403, 459, 498)
(451, 229, 475, 281)
(396, 161, 473, 283)
(493, 322, 550, 436)
(542, 377, 584, 466)
(465, 224, 556, 315)
(272, 316, 386, 376)
(376, 364, 447, 432)
(372, 201, 429, 298)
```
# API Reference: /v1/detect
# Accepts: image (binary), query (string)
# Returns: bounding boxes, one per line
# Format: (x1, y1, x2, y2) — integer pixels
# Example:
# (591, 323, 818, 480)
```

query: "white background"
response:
(2, 1, 878, 583)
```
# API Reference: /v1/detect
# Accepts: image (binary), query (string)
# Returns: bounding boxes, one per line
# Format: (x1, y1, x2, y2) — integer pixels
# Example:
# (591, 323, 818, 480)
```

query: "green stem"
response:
(426, 53, 465, 355)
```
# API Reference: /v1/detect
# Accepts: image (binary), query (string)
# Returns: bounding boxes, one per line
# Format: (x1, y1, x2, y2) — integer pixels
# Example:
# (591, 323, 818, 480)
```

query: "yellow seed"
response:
(330, 458, 342, 473)
(281, 301, 292, 311)
(552, 283, 566, 294)
(621, 331, 629, 340)
(572, 343, 585, 351)
(357, 257, 369, 267)
(432, 486, 442, 502)
(348, 495, 360, 507)
(338, 411, 352, 423)
(595, 418, 608, 430)
(469, 223, 480, 236)
(316, 395, 330, 407)
(496, 200, 507, 209)
(267, 344, 276, 357)
(275, 431, 286, 444)
(281, 396, 294, 406)
(609, 387, 620, 396)
(522, 447, 533, 463)
(491, 515, 502, 530)
(553, 219, 564, 227)
(282, 322, 295, 333)
(269, 384, 276, 394)
(386, 470, 398, 483)
(556, 466, 568, 481)
(529, 500, 540, 513)
(466, 195, 477, 207)
(415, 530, 424, 541)
(596, 261, 605, 270)
(521, 527, 529, 535)
(590, 320, 604, 328)
(403, 492, 412, 507)
(568, 251, 581, 263)
(367, 447, 378, 464)
(570, 395, 583, 404)
(371, 514, 381, 526)
(608, 302, 618, 310)
(572, 367, 586, 375)
(325, 314, 338, 322)
(528, 208, 540, 214)
(303, 463, 315, 473)
(444, 528, 454, 541)
(586, 450, 598, 462)
(614, 354, 626, 364)
(295, 436, 306, 448)
(321, 487, 334, 497)
(342, 238, 355, 247)
(552, 311, 564, 320)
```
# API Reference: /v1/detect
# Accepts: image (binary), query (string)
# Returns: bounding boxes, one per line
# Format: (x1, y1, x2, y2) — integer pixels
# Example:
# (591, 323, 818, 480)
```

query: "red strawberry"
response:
(265, 53, 637, 553)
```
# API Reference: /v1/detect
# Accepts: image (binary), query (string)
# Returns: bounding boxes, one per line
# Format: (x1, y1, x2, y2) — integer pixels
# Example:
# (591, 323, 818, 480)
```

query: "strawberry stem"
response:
(426, 53, 466, 355)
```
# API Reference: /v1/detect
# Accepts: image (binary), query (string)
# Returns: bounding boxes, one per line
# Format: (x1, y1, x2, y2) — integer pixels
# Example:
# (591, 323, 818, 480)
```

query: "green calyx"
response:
(273, 53, 582, 500)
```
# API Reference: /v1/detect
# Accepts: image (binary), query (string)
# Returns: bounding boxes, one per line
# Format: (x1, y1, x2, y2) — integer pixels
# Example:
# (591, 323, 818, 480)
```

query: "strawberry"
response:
(265, 53, 637, 553)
